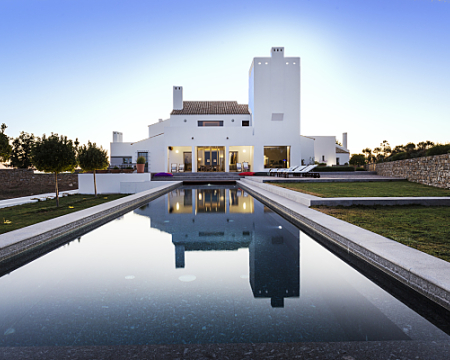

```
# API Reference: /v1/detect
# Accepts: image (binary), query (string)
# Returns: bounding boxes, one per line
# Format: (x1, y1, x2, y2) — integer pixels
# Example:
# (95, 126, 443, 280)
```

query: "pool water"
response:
(0, 186, 449, 346)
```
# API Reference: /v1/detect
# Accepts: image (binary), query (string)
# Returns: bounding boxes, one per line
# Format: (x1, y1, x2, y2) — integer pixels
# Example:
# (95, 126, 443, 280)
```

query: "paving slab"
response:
(237, 179, 450, 311)
(0, 190, 79, 209)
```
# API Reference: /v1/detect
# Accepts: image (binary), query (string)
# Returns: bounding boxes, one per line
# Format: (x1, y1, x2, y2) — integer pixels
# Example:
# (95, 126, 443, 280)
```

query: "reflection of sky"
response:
(0, 188, 449, 346)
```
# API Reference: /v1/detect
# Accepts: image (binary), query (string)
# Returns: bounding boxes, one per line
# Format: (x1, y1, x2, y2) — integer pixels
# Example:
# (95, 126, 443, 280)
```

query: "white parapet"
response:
(78, 173, 151, 194)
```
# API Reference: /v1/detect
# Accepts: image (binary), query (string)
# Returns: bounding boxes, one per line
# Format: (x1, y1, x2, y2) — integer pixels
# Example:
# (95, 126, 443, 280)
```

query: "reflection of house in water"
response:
(137, 187, 255, 268)
(250, 210, 300, 307)
(135, 187, 299, 307)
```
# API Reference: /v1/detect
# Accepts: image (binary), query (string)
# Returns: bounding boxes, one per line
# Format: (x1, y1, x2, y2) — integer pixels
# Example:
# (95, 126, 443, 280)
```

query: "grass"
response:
(314, 205, 450, 262)
(0, 194, 127, 235)
(272, 181, 450, 198)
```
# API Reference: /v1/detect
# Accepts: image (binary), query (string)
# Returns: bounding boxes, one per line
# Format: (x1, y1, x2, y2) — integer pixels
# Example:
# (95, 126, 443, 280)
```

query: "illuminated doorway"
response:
(197, 146, 225, 172)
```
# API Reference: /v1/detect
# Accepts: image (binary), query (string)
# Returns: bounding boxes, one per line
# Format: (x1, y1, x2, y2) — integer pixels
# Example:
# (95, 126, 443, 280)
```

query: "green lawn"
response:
(0, 194, 127, 235)
(272, 181, 450, 198)
(314, 205, 450, 262)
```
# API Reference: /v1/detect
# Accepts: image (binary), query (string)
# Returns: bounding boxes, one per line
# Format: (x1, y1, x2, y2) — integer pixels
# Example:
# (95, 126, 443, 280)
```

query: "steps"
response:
(153, 172, 242, 183)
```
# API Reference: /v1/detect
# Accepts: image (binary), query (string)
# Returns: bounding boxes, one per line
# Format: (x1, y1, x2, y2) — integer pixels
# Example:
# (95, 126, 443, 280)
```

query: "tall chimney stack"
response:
(343, 132, 348, 149)
(173, 86, 183, 110)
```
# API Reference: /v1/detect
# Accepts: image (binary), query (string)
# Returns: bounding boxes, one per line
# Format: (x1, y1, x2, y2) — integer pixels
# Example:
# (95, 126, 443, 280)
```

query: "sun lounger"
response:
(277, 166, 299, 177)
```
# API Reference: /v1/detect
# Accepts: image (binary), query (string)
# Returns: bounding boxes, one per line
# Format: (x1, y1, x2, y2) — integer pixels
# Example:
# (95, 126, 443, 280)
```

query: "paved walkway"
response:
(248, 173, 406, 183)
(0, 190, 79, 209)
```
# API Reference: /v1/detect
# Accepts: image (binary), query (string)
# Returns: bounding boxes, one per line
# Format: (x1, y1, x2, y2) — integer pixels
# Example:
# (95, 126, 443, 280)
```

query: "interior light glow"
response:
(176, 202, 180, 210)
(243, 203, 247, 210)
(243, 149, 246, 153)
(176, 150, 179, 153)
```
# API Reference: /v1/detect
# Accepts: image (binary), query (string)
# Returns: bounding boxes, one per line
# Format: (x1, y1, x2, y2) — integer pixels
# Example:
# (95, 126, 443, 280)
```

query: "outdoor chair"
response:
(236, 163, 242, 172)
(171, 163, 178, 173)
(284, 165, 306, 178)
(178, 164, 184, 172)
(243, 162, 249, 171)
(292, 165, 320, 178)
(278, 166, 299, 177)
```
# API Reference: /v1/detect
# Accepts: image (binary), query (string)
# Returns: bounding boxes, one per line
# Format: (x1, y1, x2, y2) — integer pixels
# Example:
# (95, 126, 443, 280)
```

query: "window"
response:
(198, 121, 223, 127)
(242, 120, 249, 126)
(271, 113, 284, 121)
(123, 157, 132, 164)
(264, 146, 290, 168)
(336, 157, 340, 165)
(138, 152, 148, 163)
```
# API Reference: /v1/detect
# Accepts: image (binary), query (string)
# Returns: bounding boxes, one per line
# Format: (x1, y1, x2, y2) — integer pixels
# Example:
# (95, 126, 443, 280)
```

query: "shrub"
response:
(318, 163, 327, 166)
(137, 156, 146, 164)
(356, 167, 367, 171)
(426, 144, 450, 157)
(389, 152, 408, 161)
(315, 166, 355, 172)
(113, 166, 119, 169)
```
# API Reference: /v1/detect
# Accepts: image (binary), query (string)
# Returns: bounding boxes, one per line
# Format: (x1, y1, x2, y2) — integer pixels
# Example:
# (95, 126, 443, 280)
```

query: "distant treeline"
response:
(361, 140, 450, 164)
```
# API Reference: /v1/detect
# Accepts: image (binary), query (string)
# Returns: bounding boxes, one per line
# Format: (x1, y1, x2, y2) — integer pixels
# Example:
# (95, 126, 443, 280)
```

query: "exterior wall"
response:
(300, 136, 315, 165)
(311, 136, 337, 166)
(249, 48, 300, 137)
(78, 173, 151, 194)
(148, 119, 168, 138)
(375, 154, 450, 189)
(169, 114, 251, 128)
(336, 153, 350, 165)
(0, 169, 78, 199)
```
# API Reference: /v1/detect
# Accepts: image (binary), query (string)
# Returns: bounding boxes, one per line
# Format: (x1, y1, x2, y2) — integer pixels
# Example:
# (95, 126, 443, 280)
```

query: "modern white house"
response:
(110, 47, 350, 173)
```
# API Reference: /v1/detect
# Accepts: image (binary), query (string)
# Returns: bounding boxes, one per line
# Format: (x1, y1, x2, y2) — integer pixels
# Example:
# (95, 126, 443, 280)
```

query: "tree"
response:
(362, 148, 375, 163)
(10, 131, 35, 168)
(32, 133, 77, 207)
(349, 154, 366, 167)
(335, 140, 342, 146)
(0, 123, 12, 163)
(77, 141, 109, 197)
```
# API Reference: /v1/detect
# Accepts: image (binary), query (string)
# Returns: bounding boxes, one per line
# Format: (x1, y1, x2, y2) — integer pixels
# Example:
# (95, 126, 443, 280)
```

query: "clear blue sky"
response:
(1, 0, 449, 155)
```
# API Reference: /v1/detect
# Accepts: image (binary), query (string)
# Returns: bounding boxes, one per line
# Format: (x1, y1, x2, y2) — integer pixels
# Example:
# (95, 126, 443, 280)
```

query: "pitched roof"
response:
(336, 146, 350, 154)
(171, 101, 250, 115)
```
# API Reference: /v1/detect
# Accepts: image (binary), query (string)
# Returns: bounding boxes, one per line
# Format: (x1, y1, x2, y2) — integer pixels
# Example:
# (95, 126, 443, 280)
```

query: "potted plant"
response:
(136, 156, 146, 173)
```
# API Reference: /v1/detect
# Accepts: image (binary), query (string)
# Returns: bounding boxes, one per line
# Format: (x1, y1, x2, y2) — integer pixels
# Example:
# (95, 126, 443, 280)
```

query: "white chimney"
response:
(173, 86, 183, 110)
(112, 131, 123, 143)
(343, 132, 348, 149)
(271, 47, 285, 58)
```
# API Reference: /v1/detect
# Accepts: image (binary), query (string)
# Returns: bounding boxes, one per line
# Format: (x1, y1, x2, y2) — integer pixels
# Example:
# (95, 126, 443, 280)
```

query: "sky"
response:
(1, 0, 449, 156)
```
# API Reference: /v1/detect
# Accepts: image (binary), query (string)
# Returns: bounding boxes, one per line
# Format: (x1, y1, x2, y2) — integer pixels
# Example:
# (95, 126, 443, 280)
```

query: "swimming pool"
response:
(1, 185, 449, 347)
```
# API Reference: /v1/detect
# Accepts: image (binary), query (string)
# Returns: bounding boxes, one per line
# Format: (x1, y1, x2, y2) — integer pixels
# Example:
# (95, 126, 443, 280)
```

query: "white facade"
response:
(110, 47, 349, 172)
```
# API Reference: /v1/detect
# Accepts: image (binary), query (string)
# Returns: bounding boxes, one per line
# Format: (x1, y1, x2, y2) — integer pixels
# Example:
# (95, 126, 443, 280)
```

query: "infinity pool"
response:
(1, 186, 449, 346)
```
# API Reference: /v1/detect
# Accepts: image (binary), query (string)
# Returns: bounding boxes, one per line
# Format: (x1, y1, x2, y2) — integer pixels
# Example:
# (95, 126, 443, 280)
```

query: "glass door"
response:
(197, 147, 225, 172)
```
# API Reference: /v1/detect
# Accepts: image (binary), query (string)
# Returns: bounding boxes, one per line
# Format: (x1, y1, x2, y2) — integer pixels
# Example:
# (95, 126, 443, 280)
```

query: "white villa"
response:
(110, 47, 349, 173)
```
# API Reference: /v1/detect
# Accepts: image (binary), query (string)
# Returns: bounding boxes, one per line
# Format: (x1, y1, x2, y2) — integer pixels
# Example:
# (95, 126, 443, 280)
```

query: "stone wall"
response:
(0, 169, 78, 199)
(375, 154, 450, 189)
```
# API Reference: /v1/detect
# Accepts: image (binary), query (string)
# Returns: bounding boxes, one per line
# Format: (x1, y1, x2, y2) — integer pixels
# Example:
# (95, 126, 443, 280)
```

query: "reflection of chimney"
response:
(271, 297, 284, 308)
(343, 132, 348, 149)
(173, 86, 183, 110)
(175, 245, 185, 268)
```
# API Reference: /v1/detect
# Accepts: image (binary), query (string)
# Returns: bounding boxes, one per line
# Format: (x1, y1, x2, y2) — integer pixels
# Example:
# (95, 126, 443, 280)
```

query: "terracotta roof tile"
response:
(171, 101, 250, 115)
